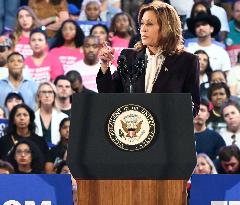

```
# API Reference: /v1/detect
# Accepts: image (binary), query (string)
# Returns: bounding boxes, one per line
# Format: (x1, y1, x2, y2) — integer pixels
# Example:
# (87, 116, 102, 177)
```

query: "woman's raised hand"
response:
(98, 41, 114, 74)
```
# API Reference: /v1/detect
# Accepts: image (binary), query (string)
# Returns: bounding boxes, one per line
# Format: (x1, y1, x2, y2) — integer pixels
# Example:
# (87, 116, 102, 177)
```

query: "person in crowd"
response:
(225, 1, 240, 65)
(8, 140, 44, 173)
(109, 12, 136, 66)
(0, 36, 32, 80)
(193, 153, 218, 174)
(194, 50, 212, 100)
(69, 35, 116, 92)
(50, 19, 85, 73)
(184, 1, 211, 39)
(0, 52, 37, 110)
(186, 12, 231, 72)
(219, 101, 240, 148)
(10, 6, 40, 58)
(65, 70, 96, 93)
(56, 160, 77, 205)
(84, 0, 102, 21)
(28, 0, 69, 38)
(0, 0, 20, 34)
(35, 82, 68, 147)
(25, 28, 64, 84)
(100, 0, 121, 23)
(0, 106, 6, 119)
(227, 52, 240, 97)
(207, 82, 231, 129)
(4, 92, 24, 116)
(97, 1, 200, 116)
(0, 159, 14, 174)
(0, 104, 49, 161)
(194, 98, 226, 160)
(45, 117, 70, 173)
(54, 75, 72, 116)
(210, 70, 227, 84)
(218, 145, 240, 174)
(194, 0, 229, 42)
(68, 3, 80, 21)
(90, 23, 110, 45)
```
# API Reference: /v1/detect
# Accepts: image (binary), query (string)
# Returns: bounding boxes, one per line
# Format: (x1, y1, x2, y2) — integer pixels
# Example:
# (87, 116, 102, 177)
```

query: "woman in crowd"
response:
(109, 12, 136, 66)
(50, 19, 85, 73)
(8, 140, 44, 173)
(194, 50, 213, 100)
(45, 117, 70, 173)
(11, 6, 40, 58)
(28, 0, 69, 38)
(90, 23, 110, 45)
(35, 82, 68, 147)
(97, 1, 200, 116)
(194, 153, 218, 174)
(0, 104, 49, 161)
(25, 28, 64, 84)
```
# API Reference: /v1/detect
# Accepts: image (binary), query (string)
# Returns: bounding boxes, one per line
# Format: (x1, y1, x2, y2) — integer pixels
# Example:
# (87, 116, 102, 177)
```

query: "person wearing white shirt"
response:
(186, 12, 231, 72)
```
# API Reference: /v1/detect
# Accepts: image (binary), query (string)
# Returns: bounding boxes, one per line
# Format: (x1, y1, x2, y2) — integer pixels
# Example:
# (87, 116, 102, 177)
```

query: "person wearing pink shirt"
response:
(109, 12, 136, 67)
(25, 28, 64, 84)
(50, 19, 85, 72)
(10, 6, 41, 58)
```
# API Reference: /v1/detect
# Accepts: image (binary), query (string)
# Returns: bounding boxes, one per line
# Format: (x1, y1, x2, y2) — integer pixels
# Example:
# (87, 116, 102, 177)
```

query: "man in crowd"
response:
(186, 12, 231, 72)
(219, 101, 240, 148)
(54, 75, 72, 116)
(194, 98, 226, 160)
(0, 52, 37, 110)
(69, 35, 116, 92)
(218, 145, 240, 174)
(65, 70, 95, 93)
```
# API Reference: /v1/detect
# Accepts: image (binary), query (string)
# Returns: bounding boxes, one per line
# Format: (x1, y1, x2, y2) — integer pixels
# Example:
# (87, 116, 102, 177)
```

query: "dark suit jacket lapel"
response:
(152, 54, 178, 93)
(134, 49, 146, 93)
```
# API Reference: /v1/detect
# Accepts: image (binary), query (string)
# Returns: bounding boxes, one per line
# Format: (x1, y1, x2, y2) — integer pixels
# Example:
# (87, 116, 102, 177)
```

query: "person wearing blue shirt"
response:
(0, 52, 37, 111)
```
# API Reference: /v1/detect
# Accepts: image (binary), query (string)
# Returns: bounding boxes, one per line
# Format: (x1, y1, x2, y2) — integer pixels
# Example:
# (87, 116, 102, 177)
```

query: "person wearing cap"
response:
(0, 35, 32, 80)
(186, 12, 231, 73)
(68, 3, 80, 21)
(4, 92, 24, 115)
(0, 52, 37, 111)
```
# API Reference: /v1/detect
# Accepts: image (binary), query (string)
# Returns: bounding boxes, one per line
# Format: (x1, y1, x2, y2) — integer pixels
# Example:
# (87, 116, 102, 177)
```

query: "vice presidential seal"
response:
(108, 104, 155, 151)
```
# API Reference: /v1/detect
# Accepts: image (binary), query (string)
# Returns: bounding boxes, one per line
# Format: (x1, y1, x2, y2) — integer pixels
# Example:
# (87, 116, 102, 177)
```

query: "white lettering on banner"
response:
(3, 200, 52, 205)
(211, 201, 240, 205)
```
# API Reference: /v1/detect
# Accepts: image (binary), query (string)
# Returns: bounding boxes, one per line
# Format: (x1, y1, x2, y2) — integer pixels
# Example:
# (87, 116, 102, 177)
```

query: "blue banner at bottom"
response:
(190, 174, 240, 205)
(0, 174, 73, 205)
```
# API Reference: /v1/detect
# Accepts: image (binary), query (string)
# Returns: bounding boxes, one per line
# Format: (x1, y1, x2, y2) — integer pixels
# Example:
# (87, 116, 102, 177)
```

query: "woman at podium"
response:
(96, 1, 200, 116)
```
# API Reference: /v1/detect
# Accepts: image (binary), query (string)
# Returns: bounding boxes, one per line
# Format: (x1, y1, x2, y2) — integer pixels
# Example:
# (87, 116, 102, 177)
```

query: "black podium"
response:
(67, 93, 196, 205)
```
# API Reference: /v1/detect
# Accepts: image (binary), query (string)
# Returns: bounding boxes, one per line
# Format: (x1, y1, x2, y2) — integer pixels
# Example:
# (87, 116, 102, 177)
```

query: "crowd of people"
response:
(0, 0, 240, 204)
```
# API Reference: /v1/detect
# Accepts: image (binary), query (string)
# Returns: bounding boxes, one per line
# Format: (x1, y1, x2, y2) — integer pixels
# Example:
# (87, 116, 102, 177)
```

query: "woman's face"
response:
(194, 156, 212, 174)
(14, 107, 30, 129)
(30, 32, 47, 54)
(15, 143, 32, 166)
(62, 22, 77, 42)
(18, 9, 33, 31)
(114, 14, 130, 34)
(38, 84, 55, 106)
(85, 2, 100, 21)
(140, 10, 160, 47)
(91, 26, 108, 44)
(211, 88, 228, 108)
(197, 53, 208, 73)
(60, 120, 70, 140)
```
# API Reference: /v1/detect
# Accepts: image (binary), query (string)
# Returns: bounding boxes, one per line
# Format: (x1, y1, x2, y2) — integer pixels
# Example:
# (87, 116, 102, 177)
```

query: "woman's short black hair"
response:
(30, 27, 48, 41)
(207, 82, 231, 101)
